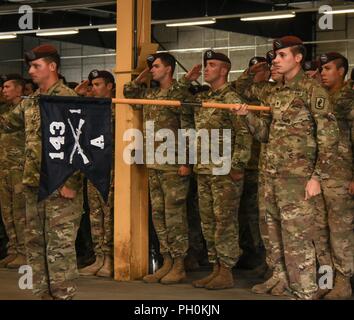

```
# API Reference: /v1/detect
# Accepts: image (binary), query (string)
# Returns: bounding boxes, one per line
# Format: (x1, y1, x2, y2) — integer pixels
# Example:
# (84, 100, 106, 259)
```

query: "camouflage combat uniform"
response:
(242, 69, 339, 299)
(234, 72, 333, 272)
(0, 81, 83, 300)
(0, 101, 26, 258)
(123, 79, 194, 259)
(321, 81, 354, 278)
(180, 78, 252, 268)
(232, 73, 277, 270)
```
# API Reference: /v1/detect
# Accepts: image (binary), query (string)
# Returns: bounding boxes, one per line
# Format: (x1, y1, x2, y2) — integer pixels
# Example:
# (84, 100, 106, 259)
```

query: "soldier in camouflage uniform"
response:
(0, 75, 26, 269)
(237, 57, 269, 271)
(319, 52, 354, 299)
(124, 52, 194, 284)
(235, 57, 334, 294)
(0, 45, 83, 300)
(181, 50, 252, 290)
(232, 55, 282, 284)
(78, 70, 115, 278)
(0, 84, 9, 261)
(234, 36, 340, 299)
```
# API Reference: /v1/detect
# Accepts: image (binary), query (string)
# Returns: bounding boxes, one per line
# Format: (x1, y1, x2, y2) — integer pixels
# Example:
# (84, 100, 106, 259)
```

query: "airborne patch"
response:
(315, 97, 325, 110)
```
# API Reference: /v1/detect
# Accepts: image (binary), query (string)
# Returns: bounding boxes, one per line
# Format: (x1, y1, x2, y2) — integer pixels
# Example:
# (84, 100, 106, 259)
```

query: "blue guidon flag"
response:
(39, 95, 112, 202)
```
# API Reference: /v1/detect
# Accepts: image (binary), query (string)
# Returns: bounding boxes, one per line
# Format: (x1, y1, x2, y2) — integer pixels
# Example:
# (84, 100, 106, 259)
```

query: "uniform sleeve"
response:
(347, 89, 354, 180)
(309, 85, 340, 181)
(123, 80, 149, 111)
(0, 102, 25, 133)
(243, 110, 272, 143)
(225, 92, 253, 172)
(231, 69, 255, 99)
(174, 87, 195, 167)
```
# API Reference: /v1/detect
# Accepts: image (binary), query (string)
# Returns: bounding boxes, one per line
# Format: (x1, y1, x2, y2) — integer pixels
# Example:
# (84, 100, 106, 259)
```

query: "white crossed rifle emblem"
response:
(68, 118, 90, 165)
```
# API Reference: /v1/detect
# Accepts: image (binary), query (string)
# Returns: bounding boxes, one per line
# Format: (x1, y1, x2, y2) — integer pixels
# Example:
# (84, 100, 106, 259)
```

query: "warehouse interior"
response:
(0, 0, 353, 301)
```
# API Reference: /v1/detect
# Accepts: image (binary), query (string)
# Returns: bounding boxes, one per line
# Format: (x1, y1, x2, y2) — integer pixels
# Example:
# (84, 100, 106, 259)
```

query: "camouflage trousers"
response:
(322, 177, 354, 277)
(312, 193, 333, 268)
(0, 168, 26, 256)
(87, 180, 114, 258)
(197, 174, 243, 268)
(148, 169, 189, 259)
(264, 175, 318, 299)
(258, 172, 271, 267)
(239, 169, 261, 253)
(186, 175, 205, 260)
(25, 187, 82, 300)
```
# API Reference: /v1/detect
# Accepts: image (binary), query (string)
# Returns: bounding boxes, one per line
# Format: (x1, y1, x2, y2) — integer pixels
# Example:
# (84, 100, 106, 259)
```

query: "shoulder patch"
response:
(315, 97, 326, 110)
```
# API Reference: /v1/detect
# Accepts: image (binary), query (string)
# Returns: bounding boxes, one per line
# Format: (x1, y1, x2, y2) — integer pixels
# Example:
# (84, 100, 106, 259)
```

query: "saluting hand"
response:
(74, 80, 90, 96)
(185, 64, 202, 82)
(135, 68, 150, 84)
(249, 61, 268, 75)
(305, 178, 321, 200)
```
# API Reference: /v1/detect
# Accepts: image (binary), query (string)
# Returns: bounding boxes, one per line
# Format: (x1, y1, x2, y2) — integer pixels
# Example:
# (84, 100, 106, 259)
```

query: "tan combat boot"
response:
(79, 254, 104, 276)
(324, 273, 352, 300)
(252, 274, 279, 294)
(143, 254, 172, 283)
(7, 254, 27, 269)
(270, 278, 290, 296)
(312, 288, 330, 300)
(96, 255, 113, 277)
(205, 263, 234, 290)
(192, 263, 219, 288)
(160, 257, 186, 284)
(0, 254, 17, 268)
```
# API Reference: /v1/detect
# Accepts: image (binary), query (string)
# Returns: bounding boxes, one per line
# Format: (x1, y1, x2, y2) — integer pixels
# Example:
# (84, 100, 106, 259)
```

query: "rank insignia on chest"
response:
(275, 100, 281, 108)
(315, 97, 325, 110)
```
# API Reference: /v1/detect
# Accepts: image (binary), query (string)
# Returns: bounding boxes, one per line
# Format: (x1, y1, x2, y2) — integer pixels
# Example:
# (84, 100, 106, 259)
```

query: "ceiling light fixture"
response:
(98, 27, 117, 32)
(324, 8, 354, 15)
(166, 18, 216, 27)
(241, 12, 296, 21)
(36, 29, 79, 36)
(0, 33, 17, 40)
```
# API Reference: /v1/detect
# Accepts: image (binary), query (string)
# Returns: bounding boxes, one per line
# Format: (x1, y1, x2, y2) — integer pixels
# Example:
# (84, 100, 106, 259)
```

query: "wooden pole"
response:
(111, 98, 271, 111)
(114, 0, 150, 281)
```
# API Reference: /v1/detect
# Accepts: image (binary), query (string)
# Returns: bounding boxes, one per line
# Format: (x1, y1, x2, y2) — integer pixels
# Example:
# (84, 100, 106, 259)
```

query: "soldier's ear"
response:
(338, 66, 345, 78)
(295, 53, 303, 64)
(48, 61, 57, 72)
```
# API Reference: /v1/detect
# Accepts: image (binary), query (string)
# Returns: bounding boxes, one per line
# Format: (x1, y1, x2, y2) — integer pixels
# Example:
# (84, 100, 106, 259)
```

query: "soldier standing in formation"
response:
(181, 50, 252, 290)
(318, 52, 354, 299)
(0, 75, 26, 269)
(78, 70, 115, 278)
(234, 36, 340, 299)
(124, 52, 194, 284)
(0, 45, 83, 300)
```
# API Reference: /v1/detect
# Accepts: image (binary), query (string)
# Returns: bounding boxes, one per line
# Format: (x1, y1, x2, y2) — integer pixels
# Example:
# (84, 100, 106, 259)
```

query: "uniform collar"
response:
(34, 80, 63, 96)
(283, 69, 305, 89)
(158, 79, 178, 94)
(207, 82, 230, 96)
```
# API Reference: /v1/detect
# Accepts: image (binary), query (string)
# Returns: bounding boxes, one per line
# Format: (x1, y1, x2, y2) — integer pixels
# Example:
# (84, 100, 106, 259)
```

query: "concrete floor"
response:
(0, 267, 289, 300)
